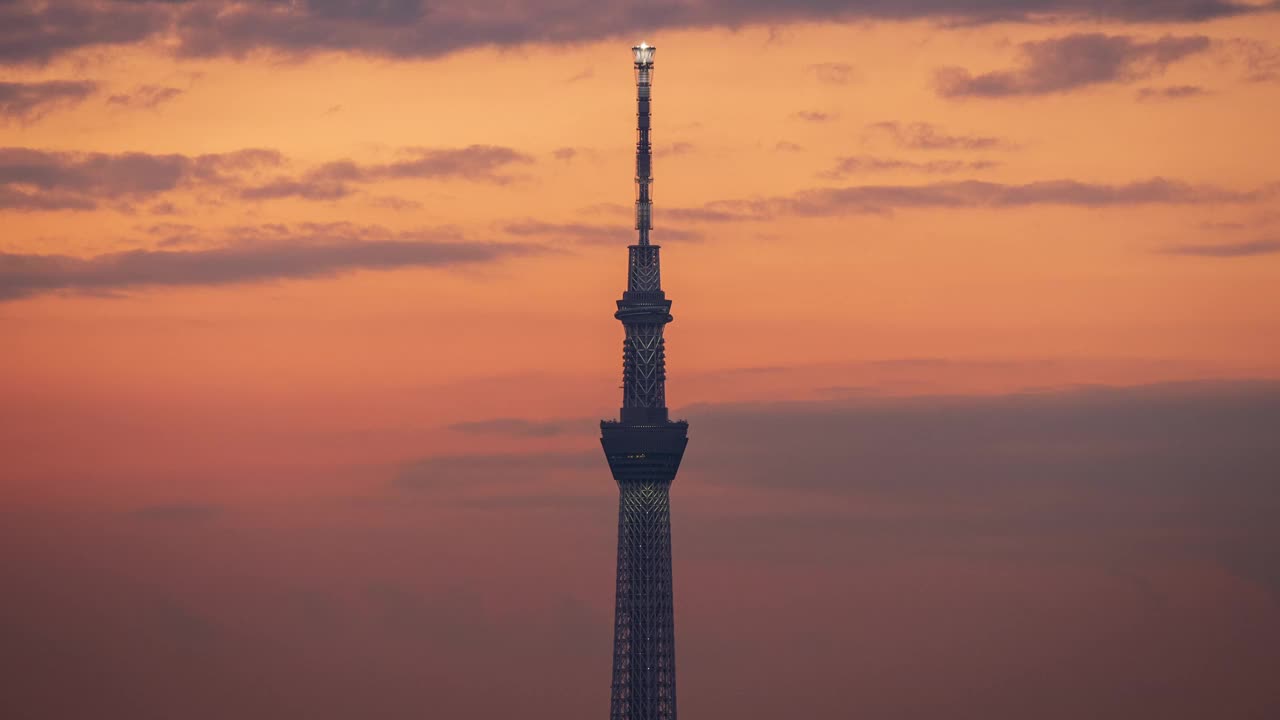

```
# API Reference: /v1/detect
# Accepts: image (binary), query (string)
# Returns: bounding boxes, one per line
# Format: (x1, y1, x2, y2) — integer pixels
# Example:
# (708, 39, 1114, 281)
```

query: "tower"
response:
(600, 42, 689, 720)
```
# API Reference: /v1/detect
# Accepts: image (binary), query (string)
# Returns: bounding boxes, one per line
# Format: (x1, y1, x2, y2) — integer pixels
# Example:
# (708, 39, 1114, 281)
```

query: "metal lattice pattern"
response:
(629, 246, 662, 293)
(610, 482, 677, 720)
(622, 324, 666, 409)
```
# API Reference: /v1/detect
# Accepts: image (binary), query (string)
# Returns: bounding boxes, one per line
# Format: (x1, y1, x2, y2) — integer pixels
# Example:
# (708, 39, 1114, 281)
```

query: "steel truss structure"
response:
(600, 43, 689, 720)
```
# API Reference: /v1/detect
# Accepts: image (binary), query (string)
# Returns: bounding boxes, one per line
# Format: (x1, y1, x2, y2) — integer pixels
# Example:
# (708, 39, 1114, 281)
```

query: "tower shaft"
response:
(601, 43, 688, 720)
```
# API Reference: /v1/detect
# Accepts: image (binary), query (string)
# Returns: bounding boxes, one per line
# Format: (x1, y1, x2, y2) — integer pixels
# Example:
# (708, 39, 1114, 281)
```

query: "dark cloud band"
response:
(0, 145, 528, 210)
(1, 1, 1273, 66)
(668, 177, 1274, 221)
(0, 224, 542, 301)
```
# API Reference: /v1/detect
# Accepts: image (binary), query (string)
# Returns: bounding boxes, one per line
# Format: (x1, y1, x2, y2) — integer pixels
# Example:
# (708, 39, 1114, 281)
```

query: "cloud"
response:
(552, 147, 578, 161)
(141, 222, 202, 248)
(866, 121, 1009, 150)
(808, 62, 858, 85)
(1228, 38, 1280, 83)
(1135, 84, 1208, 100)
(0, 1, 169, 64)
(0, 144, 530, 209)
(2, 1, 1273, 66)
(936, 33, 1212, 98)
(1160, 239, 1280, 257)
(0, 80, 96, 121)
(0, 223, 542, 301)
(240, 145, 533, 200)
(669, 177, 1270, 221)
(821, 155, 1000, 177)
(682, 379, 1280, 493)
(502, 220, 701, 245)
(239, 178, 352, 201)
(131, 503, 223, 522)
(368, 195, 424, 210)
(775, 141, 804, 152)
(447, 417, 592, 437)
(654, 141, 696, 157)
(106, 85, 184, 110)
(395, 450, 598, 490)
(161, 1, 1280, 62)
(792, 110, 837, 123)
(0, 147, 282, 210)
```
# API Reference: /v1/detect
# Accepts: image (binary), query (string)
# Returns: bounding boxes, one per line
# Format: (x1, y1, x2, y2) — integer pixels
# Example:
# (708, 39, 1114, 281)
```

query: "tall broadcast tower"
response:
(600, 42, 689, 720)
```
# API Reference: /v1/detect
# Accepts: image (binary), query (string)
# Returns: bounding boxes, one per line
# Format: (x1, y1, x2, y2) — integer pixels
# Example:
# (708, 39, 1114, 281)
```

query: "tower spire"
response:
(601, 43, 690, 720)
(616, 41, 672, 425)
(634, 42, 654, 247)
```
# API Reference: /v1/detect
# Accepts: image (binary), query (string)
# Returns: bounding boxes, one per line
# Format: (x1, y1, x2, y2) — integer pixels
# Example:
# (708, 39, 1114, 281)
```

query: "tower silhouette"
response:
(600, 42, 688, 720)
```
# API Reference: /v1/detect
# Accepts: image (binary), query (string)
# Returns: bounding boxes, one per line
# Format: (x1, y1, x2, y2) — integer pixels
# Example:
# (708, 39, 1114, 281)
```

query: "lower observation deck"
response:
(600, 420, 689, 485)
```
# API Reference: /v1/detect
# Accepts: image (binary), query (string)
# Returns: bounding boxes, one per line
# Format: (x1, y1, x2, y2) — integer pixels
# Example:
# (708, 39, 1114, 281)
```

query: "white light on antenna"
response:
(632, 43, 655, 65)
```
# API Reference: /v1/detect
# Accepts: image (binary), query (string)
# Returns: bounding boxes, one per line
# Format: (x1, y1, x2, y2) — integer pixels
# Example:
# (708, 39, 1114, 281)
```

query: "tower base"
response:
(601, 420, 687, 720)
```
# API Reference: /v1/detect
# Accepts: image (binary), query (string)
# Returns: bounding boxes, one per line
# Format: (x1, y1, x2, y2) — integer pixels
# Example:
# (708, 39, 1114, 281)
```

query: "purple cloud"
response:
(2, 1, 1272, 66)
(0, 147, 282, 210)
(503, 220, 701, 245)
(821, 155, 1000, 177)
(936, 33, 1212, 98)
(808, 62, 858, 85)
(0, 223, 542, 301)
(1135, 85, 1208, 100)
(1160, 239, 1280, 257)
(669, 177, 1273, 221)
(0, 80, 96, 121)
(241, 145, 533, 200)
(866, 122, 1009, 151)
(792, 111, 837, 123)
(106, 85, 184, 110)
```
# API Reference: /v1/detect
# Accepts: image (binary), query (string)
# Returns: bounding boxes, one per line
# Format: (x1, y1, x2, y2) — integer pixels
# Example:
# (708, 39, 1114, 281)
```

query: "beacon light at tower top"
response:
(633, 42, 655, 65)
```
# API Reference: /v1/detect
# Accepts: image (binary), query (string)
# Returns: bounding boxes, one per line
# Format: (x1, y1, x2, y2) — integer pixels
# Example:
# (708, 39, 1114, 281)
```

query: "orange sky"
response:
(5, 16, 1278, 503)
(6, 18, 1279, 410)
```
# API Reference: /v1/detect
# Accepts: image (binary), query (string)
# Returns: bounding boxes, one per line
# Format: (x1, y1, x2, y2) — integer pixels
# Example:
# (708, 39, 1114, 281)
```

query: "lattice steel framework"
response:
(600, 43, 689, 720)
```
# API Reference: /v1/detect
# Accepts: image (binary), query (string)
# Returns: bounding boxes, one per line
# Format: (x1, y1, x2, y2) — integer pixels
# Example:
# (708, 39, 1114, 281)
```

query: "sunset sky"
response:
(3, 1, 1279, 718)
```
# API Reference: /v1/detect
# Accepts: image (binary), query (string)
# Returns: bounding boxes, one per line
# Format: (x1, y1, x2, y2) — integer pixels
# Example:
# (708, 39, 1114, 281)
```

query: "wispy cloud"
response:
(240, 145, 533, 200)
(131, 503, 223, 522)
(395, 451, 598, 491)
(654, 142, 696, 157)
(502, 220, 701, 245)
(669, 178, 1273, 221)
(1135, 85, 1208, 101)
(0, 145, 531, 210)
(1160, 239, 1280, 257)
(808, 62, 858, 85)
(792, 111, 837, 123)
(446, 418, 592, 437)
(0, 223, 542, 301)
(866, 121, 1010, 151)
(821, 155, 1000, 178)
(106, 85, 184, 110)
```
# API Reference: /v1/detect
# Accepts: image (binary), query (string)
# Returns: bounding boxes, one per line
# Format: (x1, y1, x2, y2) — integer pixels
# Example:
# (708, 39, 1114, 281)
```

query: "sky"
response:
(2, 1, 1279, 718)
